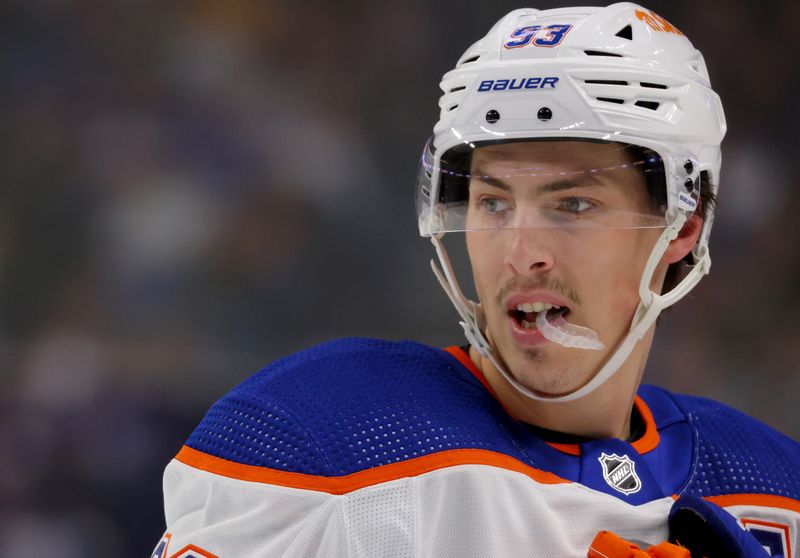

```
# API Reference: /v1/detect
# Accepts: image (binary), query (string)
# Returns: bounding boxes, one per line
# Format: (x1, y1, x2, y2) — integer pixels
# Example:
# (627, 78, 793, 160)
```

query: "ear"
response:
(662, 213, 703, 265)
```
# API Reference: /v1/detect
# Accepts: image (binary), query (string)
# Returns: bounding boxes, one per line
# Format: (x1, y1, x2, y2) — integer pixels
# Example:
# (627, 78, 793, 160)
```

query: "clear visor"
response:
(417, 138, 671, 235)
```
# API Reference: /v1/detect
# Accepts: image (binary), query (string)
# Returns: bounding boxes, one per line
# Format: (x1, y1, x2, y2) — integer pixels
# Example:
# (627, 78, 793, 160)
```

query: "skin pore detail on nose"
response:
(494, 275, 581, 308)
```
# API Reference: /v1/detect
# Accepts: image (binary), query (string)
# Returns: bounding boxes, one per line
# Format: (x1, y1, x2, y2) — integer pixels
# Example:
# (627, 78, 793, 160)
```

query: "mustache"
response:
(495, 276, 580, 307)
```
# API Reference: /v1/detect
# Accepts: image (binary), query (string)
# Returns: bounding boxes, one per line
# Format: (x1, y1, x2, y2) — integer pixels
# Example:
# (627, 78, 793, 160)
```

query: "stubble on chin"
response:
(514, 346, 577, 395)
(523, 348, 545, 362)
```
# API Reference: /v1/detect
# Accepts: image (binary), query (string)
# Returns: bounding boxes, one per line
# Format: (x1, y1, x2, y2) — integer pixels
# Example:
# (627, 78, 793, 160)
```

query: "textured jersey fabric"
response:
(155, 338, 800, 558)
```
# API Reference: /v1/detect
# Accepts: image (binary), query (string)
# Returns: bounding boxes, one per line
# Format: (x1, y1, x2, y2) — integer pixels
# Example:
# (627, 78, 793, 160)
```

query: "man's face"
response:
(465, 140, 665, 396)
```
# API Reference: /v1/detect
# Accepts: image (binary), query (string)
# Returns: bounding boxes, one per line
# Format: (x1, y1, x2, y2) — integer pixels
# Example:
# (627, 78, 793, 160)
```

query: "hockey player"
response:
(153, 3, 799, 557)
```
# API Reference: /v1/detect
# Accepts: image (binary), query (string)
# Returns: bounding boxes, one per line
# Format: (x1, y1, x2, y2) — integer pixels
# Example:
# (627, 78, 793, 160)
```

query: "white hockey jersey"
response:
(154, 339, 800, 557)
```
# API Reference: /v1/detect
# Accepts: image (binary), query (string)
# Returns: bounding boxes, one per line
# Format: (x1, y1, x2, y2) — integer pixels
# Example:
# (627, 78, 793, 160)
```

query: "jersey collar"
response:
(443, 345, 661, 456)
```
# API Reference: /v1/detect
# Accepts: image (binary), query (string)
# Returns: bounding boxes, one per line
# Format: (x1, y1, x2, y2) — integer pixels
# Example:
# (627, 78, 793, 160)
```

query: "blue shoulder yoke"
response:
(666, 391, 800, 500)
(185, 338, 521, 475)
(185, 337, 800, 502)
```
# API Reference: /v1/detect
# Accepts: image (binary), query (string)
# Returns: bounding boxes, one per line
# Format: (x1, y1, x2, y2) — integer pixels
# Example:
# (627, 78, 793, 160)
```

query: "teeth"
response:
(516, 302, 559, 313)
(521, 319, 537, 329)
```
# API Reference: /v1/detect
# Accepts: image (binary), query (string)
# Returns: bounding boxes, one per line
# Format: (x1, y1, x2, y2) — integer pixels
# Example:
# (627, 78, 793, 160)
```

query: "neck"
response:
(468, 330, 654, 440)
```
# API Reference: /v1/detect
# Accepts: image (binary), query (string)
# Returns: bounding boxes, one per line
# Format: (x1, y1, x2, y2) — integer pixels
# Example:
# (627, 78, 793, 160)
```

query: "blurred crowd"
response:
(1, 0, 798, 555)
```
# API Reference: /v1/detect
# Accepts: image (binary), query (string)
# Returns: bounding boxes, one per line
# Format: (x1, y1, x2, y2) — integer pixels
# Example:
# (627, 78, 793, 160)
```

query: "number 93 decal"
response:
(504, 24, 573, 49)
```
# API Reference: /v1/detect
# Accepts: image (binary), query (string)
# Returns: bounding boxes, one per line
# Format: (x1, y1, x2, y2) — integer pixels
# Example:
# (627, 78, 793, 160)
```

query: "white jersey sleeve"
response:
(155, 447, 684, 558)
(159, 458, 350, 558)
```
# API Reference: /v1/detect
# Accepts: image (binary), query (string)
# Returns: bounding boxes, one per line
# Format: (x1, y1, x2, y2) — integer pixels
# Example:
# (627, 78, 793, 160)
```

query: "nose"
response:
(504, 227, 556, 274)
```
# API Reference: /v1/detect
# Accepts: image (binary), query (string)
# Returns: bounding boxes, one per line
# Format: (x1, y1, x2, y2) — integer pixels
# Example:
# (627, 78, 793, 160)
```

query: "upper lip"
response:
(505, 291, 572, 312)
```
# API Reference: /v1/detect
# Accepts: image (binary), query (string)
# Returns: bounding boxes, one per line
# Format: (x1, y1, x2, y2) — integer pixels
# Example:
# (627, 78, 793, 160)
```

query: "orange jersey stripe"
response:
(169, 544, 218, 558)
(630, 395, 660, 455)
(175, 445, 570, 495)
(704, 493, 800, 515)
(741, 518, 792, 558)
(546, 442, 581, 456)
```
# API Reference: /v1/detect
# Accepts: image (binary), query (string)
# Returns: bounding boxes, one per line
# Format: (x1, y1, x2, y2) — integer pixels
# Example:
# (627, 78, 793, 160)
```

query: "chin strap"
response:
(430, 212, 710, 403)
(429, 234, 486, 348)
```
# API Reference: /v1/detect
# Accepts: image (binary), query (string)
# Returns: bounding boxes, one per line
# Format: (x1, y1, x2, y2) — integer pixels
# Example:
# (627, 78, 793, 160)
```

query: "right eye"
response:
(479, 196, 512, 214)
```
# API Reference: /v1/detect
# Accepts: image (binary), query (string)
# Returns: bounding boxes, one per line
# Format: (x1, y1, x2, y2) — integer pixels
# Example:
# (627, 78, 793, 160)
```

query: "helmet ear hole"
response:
(662, 170, 716, 294)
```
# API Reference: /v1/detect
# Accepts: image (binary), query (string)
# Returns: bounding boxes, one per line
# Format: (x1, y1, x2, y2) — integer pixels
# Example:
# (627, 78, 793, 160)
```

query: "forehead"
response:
(471, 140, 638, 174)
(468, 140, 650, 204)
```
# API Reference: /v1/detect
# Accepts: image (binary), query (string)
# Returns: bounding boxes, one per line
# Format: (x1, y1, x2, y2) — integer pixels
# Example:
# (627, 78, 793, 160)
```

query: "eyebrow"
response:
(471, 172, 606, 195)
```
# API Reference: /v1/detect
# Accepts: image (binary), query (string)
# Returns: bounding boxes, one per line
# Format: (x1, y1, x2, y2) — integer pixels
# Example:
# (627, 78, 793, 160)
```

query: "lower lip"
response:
(509, 314, 548, 346)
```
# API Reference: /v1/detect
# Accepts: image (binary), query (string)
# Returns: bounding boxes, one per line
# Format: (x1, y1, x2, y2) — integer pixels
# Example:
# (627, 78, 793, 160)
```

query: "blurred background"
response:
(1, 0, 798, 555)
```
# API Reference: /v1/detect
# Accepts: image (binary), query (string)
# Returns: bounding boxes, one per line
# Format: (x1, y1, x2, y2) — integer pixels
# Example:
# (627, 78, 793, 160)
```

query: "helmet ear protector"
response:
(416, 3, 726, 402)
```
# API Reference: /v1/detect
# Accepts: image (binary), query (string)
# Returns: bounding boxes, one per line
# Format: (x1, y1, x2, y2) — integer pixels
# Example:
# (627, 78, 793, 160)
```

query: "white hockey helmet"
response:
(416, 3, 726, 402)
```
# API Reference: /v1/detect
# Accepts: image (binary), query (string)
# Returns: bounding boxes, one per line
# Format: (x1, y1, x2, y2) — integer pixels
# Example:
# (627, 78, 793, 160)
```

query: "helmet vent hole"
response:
(449, 86, 466, 93)
(585, 79, 629, 86)
(460, 55, 481, 65)
(597, 97, 625, 104)
(635, 100, 660, 111)
(640, 82, 668, 89)
(615, 25, 633, 40)
(448, 104, 459, 112)
(537, 107, 553, 121)
(584, 50, 623, 58)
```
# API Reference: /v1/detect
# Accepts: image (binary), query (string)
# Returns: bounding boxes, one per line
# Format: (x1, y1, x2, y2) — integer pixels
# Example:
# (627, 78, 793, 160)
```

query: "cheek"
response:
(607, 232, 660, 314)
(467, 233, 504, 303)
(466, 234, 488, 296)
(572, 233, 646, 319)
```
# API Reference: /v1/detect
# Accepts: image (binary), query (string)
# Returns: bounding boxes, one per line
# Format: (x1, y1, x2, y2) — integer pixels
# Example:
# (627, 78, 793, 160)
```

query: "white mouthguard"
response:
(535, 309, 605, 350)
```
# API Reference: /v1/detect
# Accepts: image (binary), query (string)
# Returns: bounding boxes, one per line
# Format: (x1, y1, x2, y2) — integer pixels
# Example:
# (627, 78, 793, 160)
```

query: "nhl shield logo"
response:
(598, 452, 642, 495)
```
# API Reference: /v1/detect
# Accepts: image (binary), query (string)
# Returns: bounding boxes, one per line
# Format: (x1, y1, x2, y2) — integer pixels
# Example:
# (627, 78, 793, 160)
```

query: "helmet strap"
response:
(430, 212, 708, 403)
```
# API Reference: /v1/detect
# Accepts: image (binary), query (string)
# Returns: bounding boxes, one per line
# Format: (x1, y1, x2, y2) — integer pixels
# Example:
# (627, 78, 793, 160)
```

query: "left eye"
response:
(558, 197, 594, 214)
